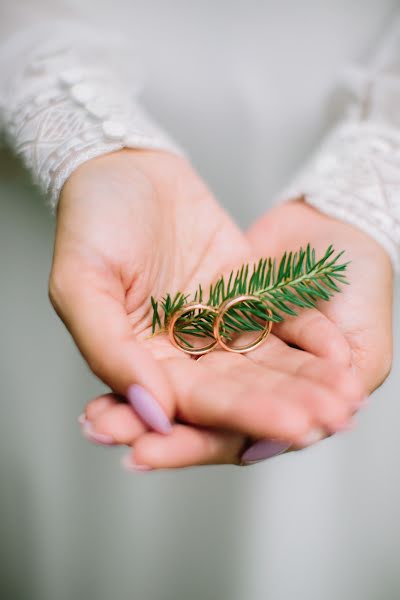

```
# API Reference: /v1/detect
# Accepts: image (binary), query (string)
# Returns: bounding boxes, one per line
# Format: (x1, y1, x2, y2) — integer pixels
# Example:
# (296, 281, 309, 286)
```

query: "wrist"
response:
(58, 148, 183, 219)
(298, 198, 394, 277)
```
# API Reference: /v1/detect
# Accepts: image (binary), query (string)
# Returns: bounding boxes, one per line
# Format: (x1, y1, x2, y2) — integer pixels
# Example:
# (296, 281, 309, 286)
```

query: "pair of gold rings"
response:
(168, 293, 273, 357)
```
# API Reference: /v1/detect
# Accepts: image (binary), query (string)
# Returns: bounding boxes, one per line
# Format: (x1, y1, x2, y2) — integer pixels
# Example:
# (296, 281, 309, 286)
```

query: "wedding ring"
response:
(213, 294, 272, 353)
(168, 301, 219, 356)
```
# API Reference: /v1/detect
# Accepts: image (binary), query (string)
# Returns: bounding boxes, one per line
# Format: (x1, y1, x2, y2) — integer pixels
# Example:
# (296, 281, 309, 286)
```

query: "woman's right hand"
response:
(50, 149, 364, 469)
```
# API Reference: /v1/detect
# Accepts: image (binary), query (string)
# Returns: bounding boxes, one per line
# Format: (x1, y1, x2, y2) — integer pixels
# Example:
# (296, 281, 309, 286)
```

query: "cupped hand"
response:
(246, 198, 394, 393)
(51, 151, 363, 470)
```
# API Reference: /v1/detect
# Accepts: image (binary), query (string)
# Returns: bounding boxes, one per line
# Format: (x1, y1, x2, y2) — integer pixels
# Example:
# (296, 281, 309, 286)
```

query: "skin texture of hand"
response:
(246, 198, 394, 394)
(51, 150, 364, 470)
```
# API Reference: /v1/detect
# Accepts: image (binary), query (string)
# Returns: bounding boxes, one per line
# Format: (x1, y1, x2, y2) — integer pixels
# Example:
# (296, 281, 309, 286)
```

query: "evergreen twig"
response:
(150, 244, 349, 345)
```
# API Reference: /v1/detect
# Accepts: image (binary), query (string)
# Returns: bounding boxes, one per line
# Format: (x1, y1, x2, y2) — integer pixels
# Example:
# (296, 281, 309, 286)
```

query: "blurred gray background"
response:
(1, 1, 400, 599)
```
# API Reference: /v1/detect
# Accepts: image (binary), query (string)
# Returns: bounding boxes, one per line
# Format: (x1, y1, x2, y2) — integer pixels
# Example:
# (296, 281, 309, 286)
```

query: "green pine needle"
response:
(150, 244, 350, 344)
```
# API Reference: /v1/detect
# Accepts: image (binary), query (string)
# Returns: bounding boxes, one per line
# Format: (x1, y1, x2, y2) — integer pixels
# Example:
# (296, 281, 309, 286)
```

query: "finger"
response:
(271, 308, 352, 366)
(81, 391, 249, 468)
(82, 393, 152, 445)
(91, 402, 147, 444)
(82, 340, 364, 451)
(50, 266, 174, 431)
(80, 393, 148, 445)
(125, 425, 332, 472)
(122, 424, 246, 470)
(162, 352, 354, 445)
(197, 344, 362, 433)
(81, 395, 251, 468)
(84, 393, 118, 421)
(245, 335, 365, 409)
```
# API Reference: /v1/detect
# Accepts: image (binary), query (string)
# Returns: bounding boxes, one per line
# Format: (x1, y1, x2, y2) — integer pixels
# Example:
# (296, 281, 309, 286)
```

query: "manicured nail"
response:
(121, 453, 153, 473)
(241, 439, 292, 465)
(80, 419, 115, 445)
(127, 384, 172, 435)
(324, 415, 358, 436)
(296, 427, 326, 448)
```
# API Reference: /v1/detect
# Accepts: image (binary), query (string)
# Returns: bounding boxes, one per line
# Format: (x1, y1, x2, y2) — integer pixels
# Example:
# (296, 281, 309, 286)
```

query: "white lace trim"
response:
(1, 41, 183, 209)
(276, 17, 400, 274)
(276, 120, 400, 271)
(2, 22, 400, 272)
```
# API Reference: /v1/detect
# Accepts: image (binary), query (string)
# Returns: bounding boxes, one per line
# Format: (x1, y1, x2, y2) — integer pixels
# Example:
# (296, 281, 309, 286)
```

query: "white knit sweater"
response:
(0, 1, 399, 271)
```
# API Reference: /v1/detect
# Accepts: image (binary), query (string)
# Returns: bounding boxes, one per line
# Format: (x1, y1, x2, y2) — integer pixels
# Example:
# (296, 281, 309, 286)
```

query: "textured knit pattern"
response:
(0, 15, 400, 270)
(277, 16, 400, 271)
(0, 40, 182, 209)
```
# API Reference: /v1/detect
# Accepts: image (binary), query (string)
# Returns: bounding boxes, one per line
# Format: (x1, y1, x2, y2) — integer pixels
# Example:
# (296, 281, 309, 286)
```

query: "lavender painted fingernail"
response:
(81, 419, 115, 445)
(127, 384, 172, 435)
(241, 439, 291, 464)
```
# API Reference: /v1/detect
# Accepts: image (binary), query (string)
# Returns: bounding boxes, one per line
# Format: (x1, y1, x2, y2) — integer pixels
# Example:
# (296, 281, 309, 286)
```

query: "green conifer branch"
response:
(150, 244, 349, 346)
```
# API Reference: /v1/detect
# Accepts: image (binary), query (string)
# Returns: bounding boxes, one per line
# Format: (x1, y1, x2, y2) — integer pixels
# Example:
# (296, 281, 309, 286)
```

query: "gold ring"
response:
(168, 301, 219, 356)
(213, 294, 272, 353)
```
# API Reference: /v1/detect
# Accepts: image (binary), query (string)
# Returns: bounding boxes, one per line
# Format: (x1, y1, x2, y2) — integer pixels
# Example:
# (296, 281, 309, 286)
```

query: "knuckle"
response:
(85, 400, 103, 421)
(295, 379, 350, 431)
(48, 272, 60, 309)
(208, 388, 234, 423)
(324, 402, 351, 428)
(313, 386, 350, 423)
(304, 310, 326, 330)
(297, 311, 325, 341)
(333, 367, 364, 401)
(325, 337, 351, 365)
(48, 266, 70, 313)
(374, 349, 393, 389)
(352, 337, 393, 392)
(86, 354, 108, 381)
(302, 312, 350, 364)
(269, 402, 312, 441)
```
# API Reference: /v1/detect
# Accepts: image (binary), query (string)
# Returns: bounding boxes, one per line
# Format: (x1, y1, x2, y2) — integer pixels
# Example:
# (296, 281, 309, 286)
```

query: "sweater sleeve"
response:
(0, 1, 184, 210)
(275, 13, 400, 273)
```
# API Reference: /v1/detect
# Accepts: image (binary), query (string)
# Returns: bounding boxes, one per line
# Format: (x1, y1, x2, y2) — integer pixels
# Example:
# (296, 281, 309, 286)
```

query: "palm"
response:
(64, 153, 364, 469)
(246, 199, 393, 391)
(53, 149, 253, 364)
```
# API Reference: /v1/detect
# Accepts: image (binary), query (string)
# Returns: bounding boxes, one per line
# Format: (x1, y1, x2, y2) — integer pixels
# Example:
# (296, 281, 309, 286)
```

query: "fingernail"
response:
(355, 395, 369, 408)
(296, 427, 326, 448)
(80, 419, 115, 445)
(78, 413, 86, 425)
(121, 453, 153, 473)
(241, 439, 292, 464)
(127, 384, 172, 435)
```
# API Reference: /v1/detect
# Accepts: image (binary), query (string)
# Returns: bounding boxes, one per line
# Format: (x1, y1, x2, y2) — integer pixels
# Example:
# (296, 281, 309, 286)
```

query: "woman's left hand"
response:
(246, 198, 394, 394)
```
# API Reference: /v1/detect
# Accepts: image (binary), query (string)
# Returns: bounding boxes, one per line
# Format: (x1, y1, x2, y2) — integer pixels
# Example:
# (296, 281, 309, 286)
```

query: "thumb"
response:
(49, 270, 174, 434)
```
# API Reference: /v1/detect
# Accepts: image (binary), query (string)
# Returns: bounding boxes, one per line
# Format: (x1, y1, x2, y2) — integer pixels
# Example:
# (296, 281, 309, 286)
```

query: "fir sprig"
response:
(150, 244, 349, 346)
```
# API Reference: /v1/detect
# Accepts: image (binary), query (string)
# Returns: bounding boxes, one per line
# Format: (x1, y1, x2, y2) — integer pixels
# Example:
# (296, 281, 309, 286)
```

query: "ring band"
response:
(213, 294, 272, 354)
(168, 296, 272, 356)
(168, 302, 219, 356)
